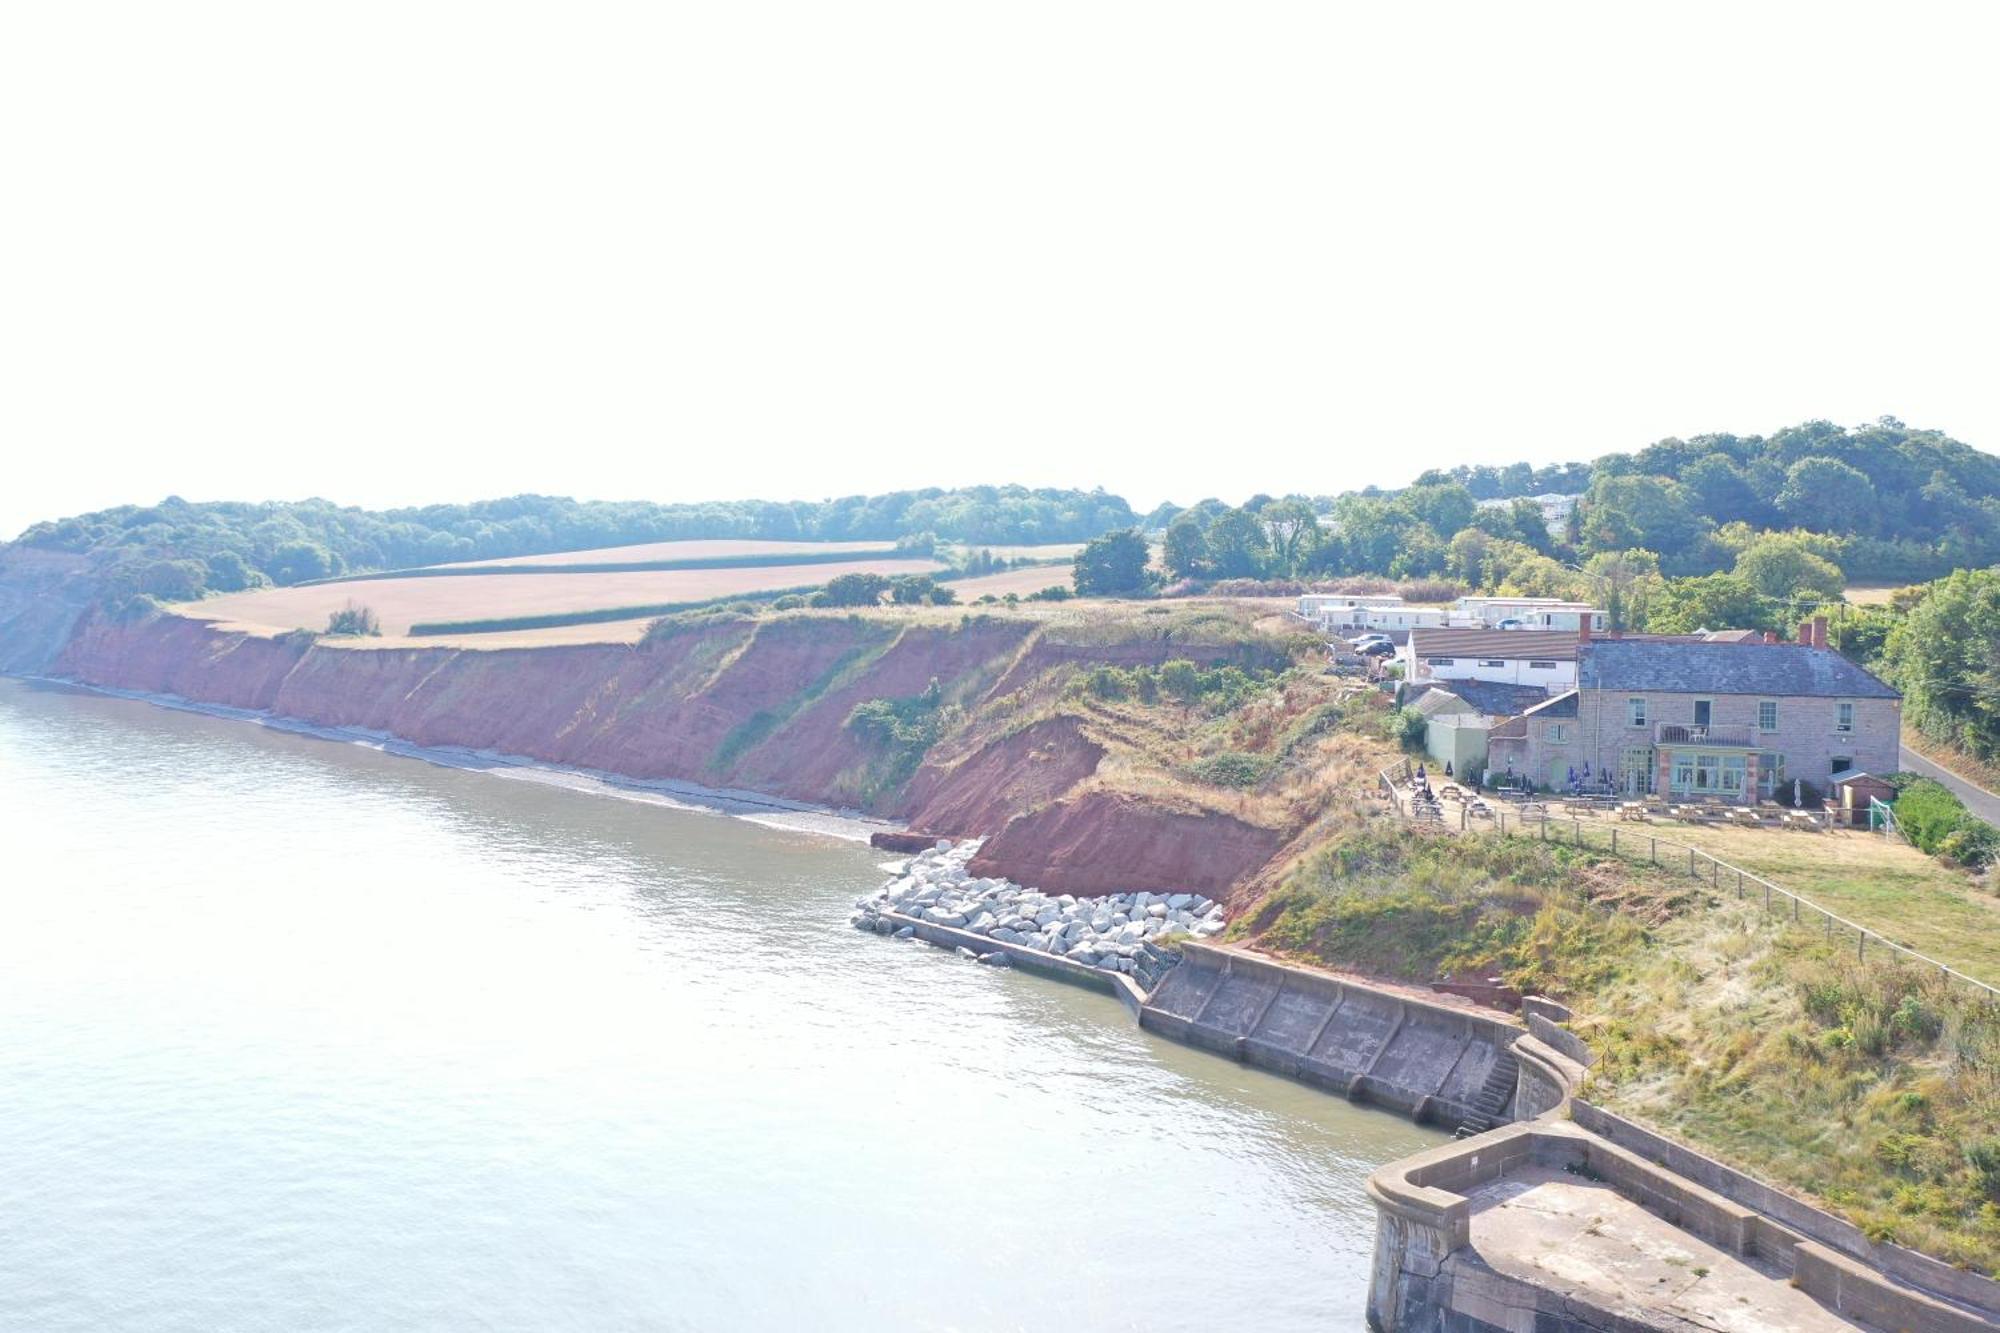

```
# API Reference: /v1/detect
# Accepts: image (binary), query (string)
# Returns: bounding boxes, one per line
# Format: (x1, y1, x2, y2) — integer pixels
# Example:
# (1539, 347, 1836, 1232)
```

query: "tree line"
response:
(15, 487, 1137, 599)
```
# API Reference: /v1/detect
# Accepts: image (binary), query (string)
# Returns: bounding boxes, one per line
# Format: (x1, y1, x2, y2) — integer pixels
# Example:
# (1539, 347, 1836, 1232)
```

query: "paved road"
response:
(1899, 747, 2000, 826)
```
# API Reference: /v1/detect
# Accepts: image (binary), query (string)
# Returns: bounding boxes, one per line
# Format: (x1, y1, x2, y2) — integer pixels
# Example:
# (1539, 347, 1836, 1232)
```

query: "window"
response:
(1480, 659, 1506, 668)
(1627, 697, 1647, 727)
(1693, 699, 1713, 727)
(1758, 701, 1778, 732)
(1758, 753, 1783, 798)
(1831, 755, 1853, 775)
(1835, 701, 1854, 733)
(1547, 723, 1569, 743)
(1721, 755, 1747, 794)
(1425, 658, 1455, 666)
(1528, 660, 1558, 670)
(1695, 754, 1720, 790)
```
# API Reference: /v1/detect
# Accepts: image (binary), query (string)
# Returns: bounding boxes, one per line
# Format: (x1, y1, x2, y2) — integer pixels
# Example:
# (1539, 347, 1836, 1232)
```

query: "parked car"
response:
(1358, 640, 1397, 658)
(1347, 632, 1391, 647)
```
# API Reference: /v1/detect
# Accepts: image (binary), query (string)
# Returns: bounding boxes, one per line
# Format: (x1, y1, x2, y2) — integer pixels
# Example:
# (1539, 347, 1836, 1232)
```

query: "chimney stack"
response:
(1798, 620, 1814, 646)
(1763, 631, 1779, 645)
(1577, 613, 1592, 643)
(1812, 615, 1829, 648)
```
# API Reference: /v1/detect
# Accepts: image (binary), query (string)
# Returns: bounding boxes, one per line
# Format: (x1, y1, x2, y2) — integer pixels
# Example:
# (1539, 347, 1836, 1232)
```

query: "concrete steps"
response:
(1454, 1048, 1519, 1137)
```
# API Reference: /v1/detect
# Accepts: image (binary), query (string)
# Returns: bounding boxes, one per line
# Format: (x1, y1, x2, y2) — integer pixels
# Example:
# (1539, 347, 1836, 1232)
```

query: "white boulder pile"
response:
(850, 838, 1226, 989)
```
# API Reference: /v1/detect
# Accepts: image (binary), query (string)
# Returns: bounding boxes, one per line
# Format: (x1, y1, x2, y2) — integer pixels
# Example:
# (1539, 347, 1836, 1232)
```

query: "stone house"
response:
(1484, 620, 1901, 801)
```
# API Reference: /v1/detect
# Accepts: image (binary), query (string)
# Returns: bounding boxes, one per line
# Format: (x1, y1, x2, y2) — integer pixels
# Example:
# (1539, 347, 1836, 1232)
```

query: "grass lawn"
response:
(1651, 821, 2000, 983)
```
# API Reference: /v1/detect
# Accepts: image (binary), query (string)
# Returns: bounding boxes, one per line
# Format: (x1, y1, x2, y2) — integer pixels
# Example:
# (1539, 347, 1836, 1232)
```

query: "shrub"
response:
(1026, 585, 1072, 602)
(771, 594, 807, 610)
(324, 601, 381, 636)
(813, 572, 893, 607)
(1384, 706, 1428, 750)
(1083, 666, 1130, 700)
(1189, 751, 1271, 788)
(1895, 778, 1999, 867)
(1968, 1141, 2000, 1203)
(845, 679, 949, 783)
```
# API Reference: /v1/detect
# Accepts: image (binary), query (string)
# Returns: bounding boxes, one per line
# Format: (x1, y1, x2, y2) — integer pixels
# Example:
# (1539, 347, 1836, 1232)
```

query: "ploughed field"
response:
(187, 556, 944, 637)
(948, 565, 1076, 600)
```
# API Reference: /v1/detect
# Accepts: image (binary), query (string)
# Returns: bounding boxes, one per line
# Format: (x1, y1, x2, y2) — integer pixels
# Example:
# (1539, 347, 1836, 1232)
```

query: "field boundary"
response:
(1378, 762, 1999, 1000)
(405, 587, 824, 636)
(299, 547, 920, 585)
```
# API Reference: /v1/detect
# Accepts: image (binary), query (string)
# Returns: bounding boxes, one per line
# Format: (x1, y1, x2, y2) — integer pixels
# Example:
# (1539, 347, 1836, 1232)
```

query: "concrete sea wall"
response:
(1142, 945, 1522, 1130)
(1365, 1013, 2000, 1333)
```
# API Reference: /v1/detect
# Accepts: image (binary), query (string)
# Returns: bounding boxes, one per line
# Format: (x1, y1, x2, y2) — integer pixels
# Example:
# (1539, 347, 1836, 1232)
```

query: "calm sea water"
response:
(0, 678, 1439, 1332)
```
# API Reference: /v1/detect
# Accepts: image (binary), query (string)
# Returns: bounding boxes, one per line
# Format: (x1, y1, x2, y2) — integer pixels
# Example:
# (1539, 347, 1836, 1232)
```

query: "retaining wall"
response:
(1141, 944, 1521, 1129)
(1571, 1100, 2000, 1321)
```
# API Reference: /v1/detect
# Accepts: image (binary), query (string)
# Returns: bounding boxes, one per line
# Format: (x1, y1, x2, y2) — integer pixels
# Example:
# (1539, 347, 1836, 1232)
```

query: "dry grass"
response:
(438, 538, 896, 568)
(950, 566, 1077, 599)
(181, 558, 943, 636)
(1650, 821, 2000, 982)
(1843, 583, 1908, 606)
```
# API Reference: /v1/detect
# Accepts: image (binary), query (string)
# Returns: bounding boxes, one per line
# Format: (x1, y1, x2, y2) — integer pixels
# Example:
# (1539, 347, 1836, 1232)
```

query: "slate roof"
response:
(1409, 628, 1579, 661)
(1578, 640, 1899, 699)
(1521, 690, 1579, 719)
(1449, 680, 1556, 718)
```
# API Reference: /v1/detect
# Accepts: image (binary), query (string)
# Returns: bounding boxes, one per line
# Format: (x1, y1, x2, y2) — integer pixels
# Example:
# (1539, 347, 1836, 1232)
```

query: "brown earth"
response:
(968, 791, 1290, 898)
(898, 715, 1106, 834)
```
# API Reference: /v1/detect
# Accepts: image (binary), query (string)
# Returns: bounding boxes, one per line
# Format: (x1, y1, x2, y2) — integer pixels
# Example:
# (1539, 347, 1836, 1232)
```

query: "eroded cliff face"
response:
(48, 608, 1301, 897)
(0, 550, 99, 674)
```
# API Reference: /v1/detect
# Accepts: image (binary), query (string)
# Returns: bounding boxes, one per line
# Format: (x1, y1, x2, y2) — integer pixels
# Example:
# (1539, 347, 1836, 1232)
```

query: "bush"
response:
(1083, 666, 1129, 700)
(324, 601, 381, 636)
(890, 574, 956, 606)
(845, 679, 949, 784)
(1895, 778, 1999, 866)
(1189, 751, 1271, 788)
(812, 572, 893, 607)
(1384, 706, 1428, 750)
(771, 594, 807, 610)
(1026, 585, 1072, 602)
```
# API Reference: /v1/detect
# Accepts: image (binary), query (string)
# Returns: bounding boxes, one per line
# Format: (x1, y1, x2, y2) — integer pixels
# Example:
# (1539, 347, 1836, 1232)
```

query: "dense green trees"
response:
(1732, 532, 1846, 604)
(1883, 568, 2000, 762)
(1071, 530, 1151, 596)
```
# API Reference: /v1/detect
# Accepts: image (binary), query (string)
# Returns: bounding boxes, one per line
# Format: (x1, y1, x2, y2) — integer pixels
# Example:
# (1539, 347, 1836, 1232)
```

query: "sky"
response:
(3, 2, 1997, 540)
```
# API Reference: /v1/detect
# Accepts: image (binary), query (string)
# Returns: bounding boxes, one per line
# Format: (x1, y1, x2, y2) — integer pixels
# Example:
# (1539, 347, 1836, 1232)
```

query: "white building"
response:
(1449, 597, 1604, 632)
(1295, 593, 1407, 631)
(1403, 627, 1579, 691)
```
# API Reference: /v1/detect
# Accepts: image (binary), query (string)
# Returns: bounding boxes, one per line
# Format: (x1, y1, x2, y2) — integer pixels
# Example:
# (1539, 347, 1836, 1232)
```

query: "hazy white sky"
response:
(3, 2, 1996, 539)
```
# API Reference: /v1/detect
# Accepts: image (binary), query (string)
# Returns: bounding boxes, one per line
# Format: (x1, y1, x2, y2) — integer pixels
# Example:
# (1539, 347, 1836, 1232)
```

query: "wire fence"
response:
(1377, 761, 1998, 1003)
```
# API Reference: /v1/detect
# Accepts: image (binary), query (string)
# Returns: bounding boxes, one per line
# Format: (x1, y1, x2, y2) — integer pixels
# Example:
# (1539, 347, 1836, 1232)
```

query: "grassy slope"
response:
(1645, 822, 2000, 981)
(1238, 726, 2000, 1276)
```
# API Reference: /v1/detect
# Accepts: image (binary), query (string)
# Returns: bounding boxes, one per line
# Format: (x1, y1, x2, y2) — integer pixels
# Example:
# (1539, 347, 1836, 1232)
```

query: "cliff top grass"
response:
(1240, 815, 2000, 1276)
(1638, 819, 2000, 982)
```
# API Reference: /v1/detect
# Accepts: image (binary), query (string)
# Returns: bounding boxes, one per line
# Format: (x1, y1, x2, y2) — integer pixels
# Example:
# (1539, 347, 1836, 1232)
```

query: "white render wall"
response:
(1405, 654, 1575, 690)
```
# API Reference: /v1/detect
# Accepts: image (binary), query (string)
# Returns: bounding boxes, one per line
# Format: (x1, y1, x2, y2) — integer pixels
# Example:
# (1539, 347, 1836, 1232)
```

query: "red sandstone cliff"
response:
(50, 609, 1302, 897)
